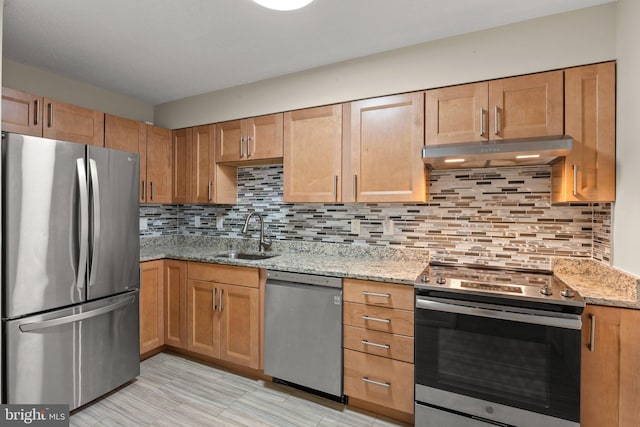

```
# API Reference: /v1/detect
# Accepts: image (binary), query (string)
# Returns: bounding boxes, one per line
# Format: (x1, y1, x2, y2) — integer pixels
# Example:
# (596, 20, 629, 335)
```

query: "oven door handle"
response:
(416, 298, 582, 330)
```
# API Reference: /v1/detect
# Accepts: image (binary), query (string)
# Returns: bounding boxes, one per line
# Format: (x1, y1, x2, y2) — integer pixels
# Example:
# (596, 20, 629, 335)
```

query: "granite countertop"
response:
(553, 258, 640, 309)
(141, 236, 429, 285)
(141, 236, 640, 308)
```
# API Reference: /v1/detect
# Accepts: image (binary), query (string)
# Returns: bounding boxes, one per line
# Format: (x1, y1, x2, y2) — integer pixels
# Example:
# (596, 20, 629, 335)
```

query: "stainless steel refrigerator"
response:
(1, 132, 140, 410)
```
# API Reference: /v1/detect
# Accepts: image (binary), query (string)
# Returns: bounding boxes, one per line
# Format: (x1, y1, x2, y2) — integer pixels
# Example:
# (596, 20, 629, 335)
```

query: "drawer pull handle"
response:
(361, 340, 390, 349)
(362, 315, 390, 324)
(361, 291, 390, 298)
(362, 377, 390, 388)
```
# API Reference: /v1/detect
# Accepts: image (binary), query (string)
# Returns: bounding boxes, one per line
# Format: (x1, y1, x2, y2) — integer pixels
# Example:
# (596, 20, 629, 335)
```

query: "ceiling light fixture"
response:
(253, 0, 314, 11)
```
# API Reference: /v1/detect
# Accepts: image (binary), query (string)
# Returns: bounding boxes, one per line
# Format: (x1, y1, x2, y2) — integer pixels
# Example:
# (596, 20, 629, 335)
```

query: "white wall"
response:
(613, 0, 640, 276)
(154, 3, 617, 129)
(2, 59, 154, 123)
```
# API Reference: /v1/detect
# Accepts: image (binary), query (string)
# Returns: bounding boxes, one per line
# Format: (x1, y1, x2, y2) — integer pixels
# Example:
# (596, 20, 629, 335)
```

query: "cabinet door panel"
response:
(2, 87, 42, 136)
(216, 120, 244, 162)
(425, 82, 488, 145)
(186, 280, 220, 357)
(489, 70, 563, 140)
(554, 62, 615, 202)
(140, 261, 164, 355)
(172, 128, 192, 203)
(42, 99, 104, 146)
(348, 93, 426, 203)
(105, 115, 147, 202)
(284, 105, 342, 202)
(146, 125, 172, 203)
(220, 285, 260, 369)
(164, 260, 187, 349)
(247, 113, 283, 160)
(192, 125, 215, 204)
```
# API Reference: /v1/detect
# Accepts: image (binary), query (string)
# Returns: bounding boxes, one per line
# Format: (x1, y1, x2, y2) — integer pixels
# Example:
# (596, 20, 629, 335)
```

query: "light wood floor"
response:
(70, 352, 409, 426)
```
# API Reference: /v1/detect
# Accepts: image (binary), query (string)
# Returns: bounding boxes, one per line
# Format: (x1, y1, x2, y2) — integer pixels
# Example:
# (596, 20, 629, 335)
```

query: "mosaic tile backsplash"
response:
(140, 165, 612, 270)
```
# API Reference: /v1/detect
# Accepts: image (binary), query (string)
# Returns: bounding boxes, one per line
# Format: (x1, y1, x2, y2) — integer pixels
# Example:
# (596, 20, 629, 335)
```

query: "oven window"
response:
(438, 329, 549, 405)
(415, 307, 581, 422)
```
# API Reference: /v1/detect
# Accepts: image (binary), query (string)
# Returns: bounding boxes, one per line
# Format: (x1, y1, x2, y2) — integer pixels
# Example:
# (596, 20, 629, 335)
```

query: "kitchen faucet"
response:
(241, 211, 272, 253)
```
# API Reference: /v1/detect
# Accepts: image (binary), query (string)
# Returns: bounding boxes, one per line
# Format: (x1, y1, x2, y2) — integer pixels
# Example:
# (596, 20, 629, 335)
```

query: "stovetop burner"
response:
(415, 262, 584, 307)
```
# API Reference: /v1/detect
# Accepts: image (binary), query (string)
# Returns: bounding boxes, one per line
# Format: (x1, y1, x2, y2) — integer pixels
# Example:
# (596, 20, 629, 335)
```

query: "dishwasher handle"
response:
(266, 270, 342, 289)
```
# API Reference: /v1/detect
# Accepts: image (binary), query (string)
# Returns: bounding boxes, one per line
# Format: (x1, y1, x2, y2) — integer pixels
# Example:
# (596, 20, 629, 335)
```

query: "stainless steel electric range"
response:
(414, 263, 585, 427)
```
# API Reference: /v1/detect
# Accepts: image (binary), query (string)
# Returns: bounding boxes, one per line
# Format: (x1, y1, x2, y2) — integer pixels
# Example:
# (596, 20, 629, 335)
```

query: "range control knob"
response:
(436, 277, 446, 285)
(561, 288, 576, 298)
(540, 285, 553, 296)
(421, 274, 429, 283)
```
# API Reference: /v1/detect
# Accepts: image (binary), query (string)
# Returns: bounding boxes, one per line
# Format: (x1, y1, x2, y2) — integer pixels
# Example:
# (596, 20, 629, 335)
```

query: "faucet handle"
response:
(260, 237, 272, 251)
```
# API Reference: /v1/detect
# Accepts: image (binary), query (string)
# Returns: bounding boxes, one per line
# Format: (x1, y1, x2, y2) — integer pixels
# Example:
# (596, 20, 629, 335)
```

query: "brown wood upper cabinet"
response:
(2, 88, 105, 146)
(145, 125, 173, 203)
(345, 93, 426, 203)
(2, 87, 42, 136)
(426, 70, 563, 146)
(172, 128, 192, 204)
(552, 62, 616, 202)
(105, 114, 147, 202)
(283, 105, 343, 203)
(581, 304, 640, 427)
(216, 113, 283, 163)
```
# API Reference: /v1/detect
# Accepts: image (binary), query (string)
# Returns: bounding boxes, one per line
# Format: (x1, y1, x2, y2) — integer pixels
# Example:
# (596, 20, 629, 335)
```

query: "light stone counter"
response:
(140, 236, 429, 285)
(553, 258, 640, 309)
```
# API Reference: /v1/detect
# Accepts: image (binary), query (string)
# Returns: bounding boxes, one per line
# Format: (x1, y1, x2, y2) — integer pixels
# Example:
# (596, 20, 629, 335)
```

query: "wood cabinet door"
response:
(553, 62, 616, 203)
(140, 261, 164, 355)
(246, 113, 283, 160)
(42, 98, 104, 146)
(219, 284, 260, 369)
(346, 93, 426, 203)
(172, 128, 192, 204)
(216, 119, 244, 163)
(146, 125, 172, 203)
(283, 105, 342, 203)
(105, 114, 147, 202)
(581, 305, 621, 427)
(425, 82, 488, 146)
(192, 125, 215, 204)
(164, 260, 187, 349)
(186, 279, 220, 357)
(489, 70, 563, 140)
(2, 87, 43, 136)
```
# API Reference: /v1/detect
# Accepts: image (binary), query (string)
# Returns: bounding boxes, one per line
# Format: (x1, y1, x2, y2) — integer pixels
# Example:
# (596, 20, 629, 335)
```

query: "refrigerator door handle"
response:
(76, 158, 89, 291)
(88, 158, 101, 287)
(18, 296, 136, 333)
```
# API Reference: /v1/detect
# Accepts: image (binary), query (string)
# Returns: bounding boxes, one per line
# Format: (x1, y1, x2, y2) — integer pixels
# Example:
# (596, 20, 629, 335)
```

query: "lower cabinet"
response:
(164, 260, 188, 349)
(581, 304, 640, 427)
(342, 279, 414, 420)
(186, 262, 261, 370)
(140, 260, 164, 355)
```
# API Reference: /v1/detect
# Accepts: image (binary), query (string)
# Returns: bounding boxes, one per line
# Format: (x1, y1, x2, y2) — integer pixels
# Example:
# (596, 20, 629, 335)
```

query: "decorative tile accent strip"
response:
(143, 164, 612, 271)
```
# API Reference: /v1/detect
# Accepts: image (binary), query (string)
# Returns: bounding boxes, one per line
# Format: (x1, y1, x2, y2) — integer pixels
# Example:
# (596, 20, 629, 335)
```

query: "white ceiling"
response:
(2, 0, 614, 105)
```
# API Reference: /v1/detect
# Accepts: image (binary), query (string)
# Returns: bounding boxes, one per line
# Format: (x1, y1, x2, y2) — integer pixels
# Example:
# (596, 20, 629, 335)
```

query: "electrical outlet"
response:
(194, 216, 201, 227)
(216, 217, 224, 230)
(383, 218, 394, 236)
(350, 219, 361, 234)
(139, 218, 148, 231)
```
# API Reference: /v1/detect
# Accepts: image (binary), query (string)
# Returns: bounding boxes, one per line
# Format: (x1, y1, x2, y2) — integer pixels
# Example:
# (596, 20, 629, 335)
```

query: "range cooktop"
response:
(414, 263, 585, 307)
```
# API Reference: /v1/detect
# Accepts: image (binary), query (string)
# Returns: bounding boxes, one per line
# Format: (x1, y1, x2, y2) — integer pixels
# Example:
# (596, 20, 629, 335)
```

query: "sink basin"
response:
(215, 253, 279, 261)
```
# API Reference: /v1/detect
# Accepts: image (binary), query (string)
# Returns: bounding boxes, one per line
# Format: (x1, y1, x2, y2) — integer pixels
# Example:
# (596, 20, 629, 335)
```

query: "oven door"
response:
(415, 295, 581, 427)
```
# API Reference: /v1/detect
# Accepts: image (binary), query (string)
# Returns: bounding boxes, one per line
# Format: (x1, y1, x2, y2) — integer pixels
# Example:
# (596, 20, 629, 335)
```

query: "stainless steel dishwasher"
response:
(264, 270, 343, 398)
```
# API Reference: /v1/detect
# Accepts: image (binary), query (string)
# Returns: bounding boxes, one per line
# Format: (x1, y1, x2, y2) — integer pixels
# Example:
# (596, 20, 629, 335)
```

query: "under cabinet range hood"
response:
(421, 136, 573, 169)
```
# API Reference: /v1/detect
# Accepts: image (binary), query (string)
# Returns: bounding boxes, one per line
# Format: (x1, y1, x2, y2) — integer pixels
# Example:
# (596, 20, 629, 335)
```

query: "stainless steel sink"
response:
(215, 253, 279, 261)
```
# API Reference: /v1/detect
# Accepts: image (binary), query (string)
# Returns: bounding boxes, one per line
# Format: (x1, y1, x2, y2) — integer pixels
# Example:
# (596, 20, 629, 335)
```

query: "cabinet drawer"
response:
(344, 279, 414, 311)
(344, 349, 414, 414)
(344, 325, 413, 363)
(344, 302, 413, 337)
(187, 262, 259, 288)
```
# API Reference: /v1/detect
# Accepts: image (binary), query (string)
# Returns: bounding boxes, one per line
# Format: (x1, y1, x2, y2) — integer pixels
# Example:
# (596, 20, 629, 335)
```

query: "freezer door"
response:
(3, 133, 88, 318)
(86, 146, 140, 300)
(5, 291, 140, 410)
